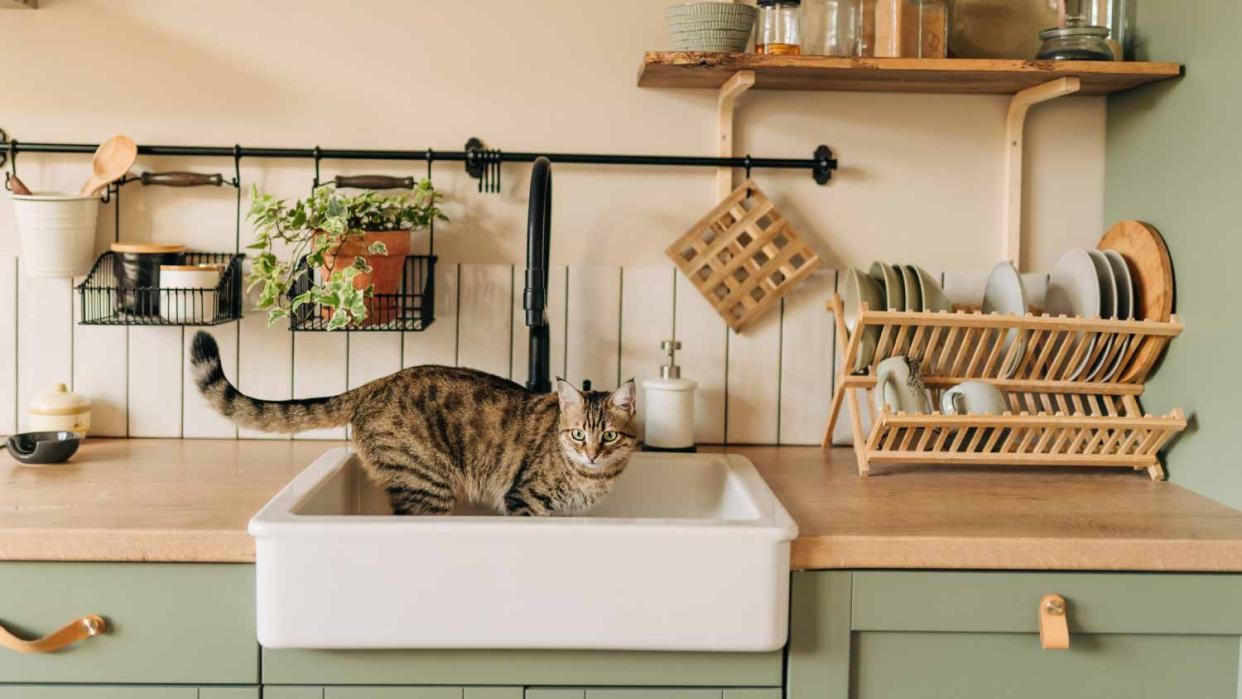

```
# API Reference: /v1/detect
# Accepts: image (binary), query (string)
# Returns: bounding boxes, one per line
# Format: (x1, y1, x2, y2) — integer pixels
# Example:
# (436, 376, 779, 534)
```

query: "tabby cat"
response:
(189, 331, 637, 516)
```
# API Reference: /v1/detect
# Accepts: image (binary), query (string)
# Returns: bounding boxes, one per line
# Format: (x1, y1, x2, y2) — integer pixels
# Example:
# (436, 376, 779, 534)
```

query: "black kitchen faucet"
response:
(523, 156, 552, 394)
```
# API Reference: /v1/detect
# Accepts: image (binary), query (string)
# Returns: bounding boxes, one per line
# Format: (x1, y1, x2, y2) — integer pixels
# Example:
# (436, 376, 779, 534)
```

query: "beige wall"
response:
(1, 0, 1104, 271)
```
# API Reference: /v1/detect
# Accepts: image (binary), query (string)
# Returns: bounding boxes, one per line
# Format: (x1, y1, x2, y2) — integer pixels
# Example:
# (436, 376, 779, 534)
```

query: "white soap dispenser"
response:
(642, 340, 698, 452)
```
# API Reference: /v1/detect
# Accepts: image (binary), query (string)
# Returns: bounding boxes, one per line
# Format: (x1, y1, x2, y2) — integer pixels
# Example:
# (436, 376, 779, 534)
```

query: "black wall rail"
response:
(2, 132, 839, 189)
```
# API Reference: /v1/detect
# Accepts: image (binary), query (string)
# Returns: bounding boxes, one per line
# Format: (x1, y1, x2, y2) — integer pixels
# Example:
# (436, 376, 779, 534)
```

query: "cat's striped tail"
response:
(189, 331, 356, 433)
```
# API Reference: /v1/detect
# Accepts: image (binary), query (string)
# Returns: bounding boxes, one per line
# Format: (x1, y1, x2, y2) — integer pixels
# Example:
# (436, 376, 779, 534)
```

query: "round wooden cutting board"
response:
(1097, 220, 1174, 383)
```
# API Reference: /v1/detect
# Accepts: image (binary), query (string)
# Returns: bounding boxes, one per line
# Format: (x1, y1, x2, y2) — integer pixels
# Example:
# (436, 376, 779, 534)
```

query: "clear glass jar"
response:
(1037, 17, 1112, 60)
(802, 0, 863, 56)
(758, 0, 802, 55)
(875, 0, 949, 57)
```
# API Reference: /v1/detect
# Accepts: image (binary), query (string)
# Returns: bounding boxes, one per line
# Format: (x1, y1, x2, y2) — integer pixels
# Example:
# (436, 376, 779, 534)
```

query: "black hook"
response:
(231, 144, 242, 189)
(744, 154, 753, 198)
(312, 146, 322, 190)
(5, 138, 17, 182)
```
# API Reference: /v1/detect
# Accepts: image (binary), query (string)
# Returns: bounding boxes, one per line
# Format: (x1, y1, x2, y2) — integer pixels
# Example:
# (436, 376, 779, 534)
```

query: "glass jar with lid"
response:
(757, 0, 802, 55)
(1036, 16, 1112, 60)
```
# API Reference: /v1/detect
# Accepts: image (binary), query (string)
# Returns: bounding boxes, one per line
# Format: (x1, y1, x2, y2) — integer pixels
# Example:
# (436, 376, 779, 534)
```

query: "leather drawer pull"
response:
(1039, 594, 1069, 650)
(0, 615, 107, 654)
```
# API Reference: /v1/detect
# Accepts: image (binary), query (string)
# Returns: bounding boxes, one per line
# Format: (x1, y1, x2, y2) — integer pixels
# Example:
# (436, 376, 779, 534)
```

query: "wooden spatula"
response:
(80, 135, 137, 196)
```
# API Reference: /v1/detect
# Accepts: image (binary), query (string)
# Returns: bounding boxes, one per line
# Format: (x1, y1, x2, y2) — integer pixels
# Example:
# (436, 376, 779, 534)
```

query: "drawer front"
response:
(0, 563, 256, 684)
(326, 689, 463, 699)
(0, 688, 198, 699)
(854, 631, 1240, 699)
(852, 571, 1242, 634)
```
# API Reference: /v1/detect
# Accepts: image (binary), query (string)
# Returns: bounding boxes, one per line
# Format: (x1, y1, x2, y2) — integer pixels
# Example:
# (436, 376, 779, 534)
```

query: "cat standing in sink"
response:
(189, 331, 637, 516)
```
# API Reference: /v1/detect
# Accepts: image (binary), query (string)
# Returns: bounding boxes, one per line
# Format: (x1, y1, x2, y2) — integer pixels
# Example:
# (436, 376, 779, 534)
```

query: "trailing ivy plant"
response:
(246, 180, 446, 329)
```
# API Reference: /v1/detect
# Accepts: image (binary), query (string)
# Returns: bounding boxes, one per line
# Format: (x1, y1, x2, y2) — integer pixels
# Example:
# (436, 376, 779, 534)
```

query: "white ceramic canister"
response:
(641, 340, 698, 450)
(28, 383, 92, 435)
(11, 192, 101, 278)
(159, 264, 223, 324)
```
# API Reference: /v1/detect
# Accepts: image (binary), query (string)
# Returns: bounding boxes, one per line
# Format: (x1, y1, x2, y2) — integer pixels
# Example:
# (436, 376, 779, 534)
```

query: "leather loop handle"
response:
(333, 175, 415, 190)
(141, 171, 224, 187)
(0, 615, 107, 654)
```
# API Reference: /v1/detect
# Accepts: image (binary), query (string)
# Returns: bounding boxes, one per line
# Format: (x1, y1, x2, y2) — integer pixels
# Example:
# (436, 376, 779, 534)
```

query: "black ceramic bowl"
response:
(4, 431, 82, 465)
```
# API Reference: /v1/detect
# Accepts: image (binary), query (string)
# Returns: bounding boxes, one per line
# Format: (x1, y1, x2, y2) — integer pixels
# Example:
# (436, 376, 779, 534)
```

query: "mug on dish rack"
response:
(941, 380, 1008, 416)
(874, 356, 931, 415)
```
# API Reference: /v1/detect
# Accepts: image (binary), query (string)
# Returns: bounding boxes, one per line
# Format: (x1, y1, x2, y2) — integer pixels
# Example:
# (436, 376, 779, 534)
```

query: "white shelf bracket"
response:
(717, 70, 756, 199)
(1003, 76, 1081, 271)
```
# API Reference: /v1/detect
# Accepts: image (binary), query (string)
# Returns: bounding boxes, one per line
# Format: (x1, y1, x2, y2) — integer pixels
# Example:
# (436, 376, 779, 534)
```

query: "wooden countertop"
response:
(3, 439, 1242, 571)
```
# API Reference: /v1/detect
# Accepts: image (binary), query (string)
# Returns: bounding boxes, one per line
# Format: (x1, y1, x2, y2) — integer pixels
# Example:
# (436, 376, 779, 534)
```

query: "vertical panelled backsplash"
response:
(2, 242, 1054, 446)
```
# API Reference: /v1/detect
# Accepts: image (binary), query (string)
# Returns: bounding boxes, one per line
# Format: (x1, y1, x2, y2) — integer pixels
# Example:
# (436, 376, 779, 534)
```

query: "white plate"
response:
(900, 265, 923, 313)
(869, 261, 904, 311)
(982, 261, 1029, 378)
(1100, 250, 1135, 381)
(841, 267, 884, 372)
(912, 265, 952, 314)
(1084, 250, 1118, 381)
(1046, 248, 1102, 380)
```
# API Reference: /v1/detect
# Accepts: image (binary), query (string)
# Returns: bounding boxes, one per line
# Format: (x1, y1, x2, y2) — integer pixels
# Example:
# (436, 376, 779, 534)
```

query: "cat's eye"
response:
(602, 431, 619, 443)
(570, 429, 586, 441)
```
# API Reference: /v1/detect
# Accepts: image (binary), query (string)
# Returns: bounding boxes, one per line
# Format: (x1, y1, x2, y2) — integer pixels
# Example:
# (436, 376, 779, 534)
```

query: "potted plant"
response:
(246, 180, 446, 329)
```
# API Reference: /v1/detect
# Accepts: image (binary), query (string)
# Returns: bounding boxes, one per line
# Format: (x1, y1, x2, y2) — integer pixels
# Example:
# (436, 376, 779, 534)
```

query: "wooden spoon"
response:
(80, 135, 137, 196)
(7, 175, 32, 196)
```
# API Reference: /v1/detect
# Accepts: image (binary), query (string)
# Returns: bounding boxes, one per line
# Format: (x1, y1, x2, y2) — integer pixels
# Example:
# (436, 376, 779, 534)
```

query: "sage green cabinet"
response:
(789, 570, 1242, 699)
(0, 689, 256, 698)
(0, 563, 256, 685)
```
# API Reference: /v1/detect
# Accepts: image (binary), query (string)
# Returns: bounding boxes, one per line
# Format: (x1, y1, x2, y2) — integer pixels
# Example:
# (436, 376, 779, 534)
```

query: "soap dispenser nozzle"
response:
(660, 340, 682, 380)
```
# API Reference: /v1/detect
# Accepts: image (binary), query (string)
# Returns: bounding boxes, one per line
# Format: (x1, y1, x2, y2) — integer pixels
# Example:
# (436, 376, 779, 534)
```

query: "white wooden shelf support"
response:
(717, 70, 756, 199)
(1003, 76, 1081, 271)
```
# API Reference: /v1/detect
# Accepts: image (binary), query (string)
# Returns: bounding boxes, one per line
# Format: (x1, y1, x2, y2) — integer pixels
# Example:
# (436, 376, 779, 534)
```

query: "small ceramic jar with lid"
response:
(28, 383, 91, 435)
(159, 264, 224, 324)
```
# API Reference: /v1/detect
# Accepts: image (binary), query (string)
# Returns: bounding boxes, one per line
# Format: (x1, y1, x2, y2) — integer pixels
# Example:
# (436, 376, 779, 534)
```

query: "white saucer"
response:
(982, 261, 1029, 377)
(1084, 250, 1118, 381)
(1046, 248, 1102, 380)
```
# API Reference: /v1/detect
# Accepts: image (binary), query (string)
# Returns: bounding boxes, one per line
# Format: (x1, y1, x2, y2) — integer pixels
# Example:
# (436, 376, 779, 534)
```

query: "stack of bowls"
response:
(665, 2, 757, 52)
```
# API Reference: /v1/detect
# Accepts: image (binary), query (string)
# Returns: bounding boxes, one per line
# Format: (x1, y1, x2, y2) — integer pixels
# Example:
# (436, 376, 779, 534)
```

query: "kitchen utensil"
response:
(868, 261, 904, 311)
(11, 192, 100, 278)
(1046, 248, 1102, 380)
(1083, 249, 1118, 380)
(982, 261, 1029, 378)
(900, 264, 923, 312)
(666, 180, 821, 333)
(111, 242, 187, 316)
(841, 267, 884, 372)
(6, 175, 32, 195)
(1036, 19, 1113, 60)
(666, 2, 758, 52)
(28, 383, 91, 434)
(1099, 249, 1135, 380)
(941, 380, 1008, 415)
(3, 431, 82, 465)
(949, 0, 1061, 59)
(912, 265, 952, 313)
(159, 264, 223, 324)
(874, 355, 931, 415)
(80, 134, 137, 197)
(1098, 220, 1174, 383)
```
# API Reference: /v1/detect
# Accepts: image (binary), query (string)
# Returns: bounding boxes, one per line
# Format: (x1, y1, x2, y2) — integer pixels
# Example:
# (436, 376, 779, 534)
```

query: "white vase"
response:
(11, 192, 100, 278)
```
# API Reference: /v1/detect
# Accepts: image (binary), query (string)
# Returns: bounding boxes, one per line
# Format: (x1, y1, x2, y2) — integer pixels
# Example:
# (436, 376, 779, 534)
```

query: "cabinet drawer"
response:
(852, 571, 1242, 634)
(0, 563, 256, 684)
(854, 631, 1240, 699)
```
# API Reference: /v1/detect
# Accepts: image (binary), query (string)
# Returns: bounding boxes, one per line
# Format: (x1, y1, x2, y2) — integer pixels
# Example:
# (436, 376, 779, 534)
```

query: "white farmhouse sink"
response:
(249, 448, 796, 651)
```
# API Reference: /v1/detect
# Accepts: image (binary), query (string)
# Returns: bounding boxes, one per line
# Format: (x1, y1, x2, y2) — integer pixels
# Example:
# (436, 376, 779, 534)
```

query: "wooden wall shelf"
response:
(638, 52, 1181, 95)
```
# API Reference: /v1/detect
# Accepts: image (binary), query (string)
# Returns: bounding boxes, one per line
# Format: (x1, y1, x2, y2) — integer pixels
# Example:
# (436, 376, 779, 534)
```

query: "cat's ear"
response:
(609, 379, 637, 416)
(556, 378, 584, 409)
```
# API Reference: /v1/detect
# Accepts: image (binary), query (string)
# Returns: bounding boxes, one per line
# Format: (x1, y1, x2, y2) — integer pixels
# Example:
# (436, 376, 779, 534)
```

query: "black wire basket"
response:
(289, 255, 436, 332)
(77, 252, 245, 326)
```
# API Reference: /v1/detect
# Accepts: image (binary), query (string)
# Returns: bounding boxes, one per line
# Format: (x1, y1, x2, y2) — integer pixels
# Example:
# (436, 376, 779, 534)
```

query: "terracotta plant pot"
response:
(318, 230, 412, 327)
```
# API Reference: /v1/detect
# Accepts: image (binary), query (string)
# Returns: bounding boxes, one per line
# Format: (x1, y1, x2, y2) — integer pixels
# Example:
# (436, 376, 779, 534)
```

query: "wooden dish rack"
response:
(823, 295, 1186, 480)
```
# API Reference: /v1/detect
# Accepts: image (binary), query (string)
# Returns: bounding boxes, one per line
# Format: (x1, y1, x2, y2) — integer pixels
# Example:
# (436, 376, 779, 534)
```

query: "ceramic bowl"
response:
(4, 431, 82, 465)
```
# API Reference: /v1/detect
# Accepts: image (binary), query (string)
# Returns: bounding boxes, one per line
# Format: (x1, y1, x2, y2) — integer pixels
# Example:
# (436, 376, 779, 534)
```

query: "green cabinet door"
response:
(0, 688, 197, 698)
(585, 692, 722, 699)
(325, 689, 463, 699)
(854, 631, 1240, 699)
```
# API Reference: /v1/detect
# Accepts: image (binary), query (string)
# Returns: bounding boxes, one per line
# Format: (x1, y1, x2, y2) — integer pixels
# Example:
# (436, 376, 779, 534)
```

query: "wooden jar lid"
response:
(110, 242, 186, 254)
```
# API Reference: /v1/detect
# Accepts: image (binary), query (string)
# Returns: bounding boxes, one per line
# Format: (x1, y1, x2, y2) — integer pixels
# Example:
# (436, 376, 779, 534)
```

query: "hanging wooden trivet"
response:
(666, 179, 821, 332)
